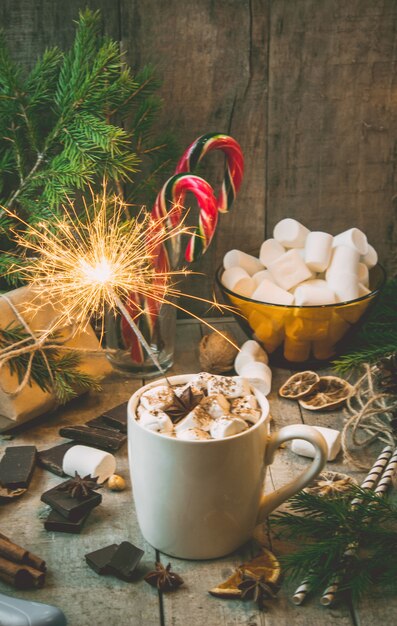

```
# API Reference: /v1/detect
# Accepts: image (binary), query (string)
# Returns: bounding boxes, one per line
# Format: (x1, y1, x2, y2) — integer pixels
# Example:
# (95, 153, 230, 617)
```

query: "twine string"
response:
(342, 364, 397, 469)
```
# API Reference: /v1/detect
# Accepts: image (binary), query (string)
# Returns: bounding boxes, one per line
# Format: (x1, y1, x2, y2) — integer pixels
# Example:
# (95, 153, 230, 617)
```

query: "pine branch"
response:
(333, 278, 397, 373)
(271, 487, 397, 599)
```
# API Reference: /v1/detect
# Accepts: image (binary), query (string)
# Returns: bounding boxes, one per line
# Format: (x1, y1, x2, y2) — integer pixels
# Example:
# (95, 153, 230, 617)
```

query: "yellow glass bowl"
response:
(216, 263, 386, 366)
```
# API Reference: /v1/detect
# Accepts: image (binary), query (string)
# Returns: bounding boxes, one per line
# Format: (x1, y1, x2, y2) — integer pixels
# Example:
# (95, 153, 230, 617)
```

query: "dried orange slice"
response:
(209, 548, 280, 598)
(279, 371, 320, 399)
(298, 376, 353, 411)
(304, 471, 358, 497)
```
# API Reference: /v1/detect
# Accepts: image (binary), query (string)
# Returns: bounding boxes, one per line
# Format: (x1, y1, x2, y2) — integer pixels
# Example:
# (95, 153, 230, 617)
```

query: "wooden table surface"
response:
(0, 318, 394, 626)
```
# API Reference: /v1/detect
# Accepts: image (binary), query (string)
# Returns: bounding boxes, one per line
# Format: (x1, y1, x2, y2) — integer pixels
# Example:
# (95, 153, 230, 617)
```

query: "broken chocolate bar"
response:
(41, 480, 102, 520)
(85, 416, 116, 431)
(85, 544, 119, 574)
(59, 426, 126, 452)
(0, 446, 37, 489)
(37, 442, 75, 477)
(108, 541, 144, 580)
(44, 508, 91, 533)
(102, 402, 128, 433)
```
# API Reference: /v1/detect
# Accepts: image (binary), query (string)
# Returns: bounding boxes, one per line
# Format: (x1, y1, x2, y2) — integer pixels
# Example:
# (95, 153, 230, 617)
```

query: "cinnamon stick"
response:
(0, 555, 45, 589)
(0, 533, 46, 571)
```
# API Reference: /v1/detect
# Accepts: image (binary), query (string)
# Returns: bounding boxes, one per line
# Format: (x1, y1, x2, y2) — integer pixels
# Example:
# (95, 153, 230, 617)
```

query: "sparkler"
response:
(3, 186, 239, 375)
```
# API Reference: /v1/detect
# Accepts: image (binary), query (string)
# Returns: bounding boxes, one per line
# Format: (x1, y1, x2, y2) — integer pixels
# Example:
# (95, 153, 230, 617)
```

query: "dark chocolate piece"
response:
(44, 508, 91, 533)
(85, 544, 119, 574)
(37, 442, 75, 477)
(41, 480, 102, 520)
(102, 402, 128, 433)
(85, 416, 116, 431)
(0, 446, 37, 489)
(59, 426, 126, 452)
(108, 541, 144, 580)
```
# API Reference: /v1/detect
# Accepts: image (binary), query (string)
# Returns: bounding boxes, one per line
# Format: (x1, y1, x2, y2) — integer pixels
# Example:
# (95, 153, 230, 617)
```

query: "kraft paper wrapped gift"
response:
(0, 286, 112, 431)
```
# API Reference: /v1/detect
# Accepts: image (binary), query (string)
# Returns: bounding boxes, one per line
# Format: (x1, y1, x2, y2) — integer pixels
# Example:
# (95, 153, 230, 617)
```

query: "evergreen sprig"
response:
(0, 322, 101, 403)
(333, 278, 397, 373)
(271, 487, 397, 600)
(0, 8, 178, 287)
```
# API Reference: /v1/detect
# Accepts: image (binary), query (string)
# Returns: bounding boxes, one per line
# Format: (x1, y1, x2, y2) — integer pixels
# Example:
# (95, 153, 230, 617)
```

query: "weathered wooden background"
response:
(1, 0, 396, 314)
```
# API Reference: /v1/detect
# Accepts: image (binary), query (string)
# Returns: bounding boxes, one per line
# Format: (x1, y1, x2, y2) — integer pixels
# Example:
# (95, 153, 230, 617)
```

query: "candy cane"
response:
(175, 133, 244, 214)
(152, 173, 218, 266)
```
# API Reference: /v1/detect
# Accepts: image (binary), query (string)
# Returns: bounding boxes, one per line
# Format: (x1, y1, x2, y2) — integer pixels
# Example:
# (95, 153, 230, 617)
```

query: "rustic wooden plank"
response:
(0, 0, 120, 70)
(121, 0, 268, 316)
(0, 369, 159, 626)
(267, 0, 397, 276)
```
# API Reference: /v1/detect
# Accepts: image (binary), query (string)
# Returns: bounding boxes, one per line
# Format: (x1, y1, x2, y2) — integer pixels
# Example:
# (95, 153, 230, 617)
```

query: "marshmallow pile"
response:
(222, 219, 378, 306)
(136, 373, 263, 441)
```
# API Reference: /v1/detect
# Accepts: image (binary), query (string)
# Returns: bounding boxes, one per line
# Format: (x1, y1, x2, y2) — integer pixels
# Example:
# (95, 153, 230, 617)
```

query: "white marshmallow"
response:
(200, 394, 230, 418)
(207, 376, 251, 399)
(326, 245, 360, 279)
(234, 277, 256, 298)
(222, 266, 250, 290)
(291, 425, 341, 461)
(294, 284, 336, 306)
(140, 385, 175, 411)
(304, 231, 333, 272)
(290, 279, 329, 295)
(332, 228, 368, 256)
(252, 269, 274, 287)
(259, 239, 285, 267)
(240, 340, 268, 363)
(230, 395, 261, 423)
(273, 218, 310, 248)
(189, 372, 217, 392)
(327, 271, 359, 302)
(361, 243, 378, 268)
(239, 361, 272, 396)
(210, 416, 248, 439)
(174, 405, 213, 434)
(269, 249, 313, 291)
(176, 428, 211, 441)
(62, 445, 116, 484)
(358, 283, 371, 297)
(223, 250, 264, 275)
(234, 350, 268, 375)
(139, 409, 174, 434)
(357, 262, 369, 287)
(252, 279, 294, 306)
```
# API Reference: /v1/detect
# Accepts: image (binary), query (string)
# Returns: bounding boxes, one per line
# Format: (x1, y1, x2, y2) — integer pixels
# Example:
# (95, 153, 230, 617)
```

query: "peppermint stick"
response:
(292, 445, 394, 606)
(320, 445, 395, 607)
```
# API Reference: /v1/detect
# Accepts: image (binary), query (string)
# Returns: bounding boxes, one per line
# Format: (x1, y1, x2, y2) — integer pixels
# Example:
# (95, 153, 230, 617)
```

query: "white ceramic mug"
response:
(128, 375, 327, 559)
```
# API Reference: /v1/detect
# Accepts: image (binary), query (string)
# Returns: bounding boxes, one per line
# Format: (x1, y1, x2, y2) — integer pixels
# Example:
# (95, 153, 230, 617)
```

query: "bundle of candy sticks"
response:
(121, 132, 244, 363)
(292, 445, 397, 607)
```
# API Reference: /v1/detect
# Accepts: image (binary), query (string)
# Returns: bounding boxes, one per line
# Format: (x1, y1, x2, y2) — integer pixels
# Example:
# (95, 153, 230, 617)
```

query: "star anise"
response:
(237, 573, 278, 611)
(58, 472, 101, 500)
(165, 386, 203, 424)
(144, 562, 184, 592)
(377, 354, 397, 395)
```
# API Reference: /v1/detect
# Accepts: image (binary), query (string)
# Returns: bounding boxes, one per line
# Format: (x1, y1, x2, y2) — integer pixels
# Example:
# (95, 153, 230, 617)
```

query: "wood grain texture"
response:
(121, 0, 269, 315)
(267, 0, 397, 276)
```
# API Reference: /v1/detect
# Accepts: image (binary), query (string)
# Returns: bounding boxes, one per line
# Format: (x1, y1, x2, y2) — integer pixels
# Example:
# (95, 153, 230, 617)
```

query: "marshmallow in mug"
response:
(210, 416, 248, 439)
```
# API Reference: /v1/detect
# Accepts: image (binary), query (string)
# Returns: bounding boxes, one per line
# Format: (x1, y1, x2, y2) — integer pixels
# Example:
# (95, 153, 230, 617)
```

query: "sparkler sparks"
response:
(2, 186, 240, 374)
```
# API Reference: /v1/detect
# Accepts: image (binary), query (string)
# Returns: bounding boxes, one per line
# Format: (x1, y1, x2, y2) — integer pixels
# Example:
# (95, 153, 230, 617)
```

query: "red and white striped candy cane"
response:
(175, 132, 244, 214)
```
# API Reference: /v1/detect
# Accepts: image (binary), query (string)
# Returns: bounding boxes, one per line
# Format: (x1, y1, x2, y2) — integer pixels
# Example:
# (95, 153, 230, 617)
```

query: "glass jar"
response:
(105, 301, 176, 377)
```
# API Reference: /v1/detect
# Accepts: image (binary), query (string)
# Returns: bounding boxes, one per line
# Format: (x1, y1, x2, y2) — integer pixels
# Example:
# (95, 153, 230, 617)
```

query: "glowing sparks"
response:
(2, 187, 241, 363)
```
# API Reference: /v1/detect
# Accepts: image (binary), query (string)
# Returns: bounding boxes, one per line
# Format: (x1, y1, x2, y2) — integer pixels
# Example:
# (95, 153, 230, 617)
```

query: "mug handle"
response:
(257, 424, 327, 521)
